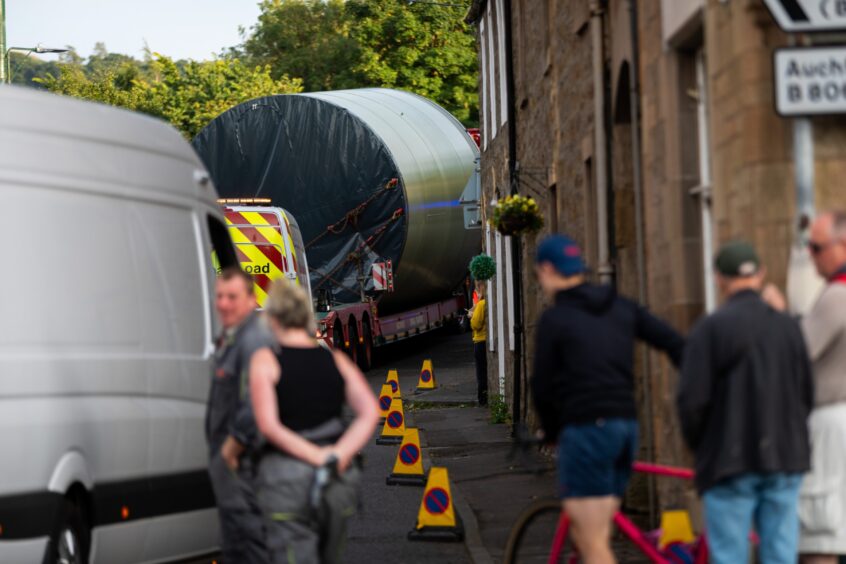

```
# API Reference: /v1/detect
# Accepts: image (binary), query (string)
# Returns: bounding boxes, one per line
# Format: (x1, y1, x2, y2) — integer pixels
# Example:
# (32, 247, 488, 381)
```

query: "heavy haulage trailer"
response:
(193, 88, 482, 370)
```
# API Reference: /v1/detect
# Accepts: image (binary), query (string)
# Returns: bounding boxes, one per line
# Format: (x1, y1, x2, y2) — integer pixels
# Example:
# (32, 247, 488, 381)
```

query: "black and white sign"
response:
(764, 0, 846, 32)
(774, 46, 846, 115)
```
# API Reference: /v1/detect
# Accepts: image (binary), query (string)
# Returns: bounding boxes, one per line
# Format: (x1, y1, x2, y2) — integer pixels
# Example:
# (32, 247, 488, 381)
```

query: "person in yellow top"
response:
(469, 280, 488, 406)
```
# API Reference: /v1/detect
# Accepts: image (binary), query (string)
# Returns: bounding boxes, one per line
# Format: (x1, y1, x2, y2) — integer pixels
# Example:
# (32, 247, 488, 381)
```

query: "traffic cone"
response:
(386, 369, 401, 398)
(386, 428, 427, 486)
(407, 467, 464, 542)
(415, 359, 437, 392)
(377, 384, 394, 422)
(376, 398, 406, 445)
(658, 510, 695, 549)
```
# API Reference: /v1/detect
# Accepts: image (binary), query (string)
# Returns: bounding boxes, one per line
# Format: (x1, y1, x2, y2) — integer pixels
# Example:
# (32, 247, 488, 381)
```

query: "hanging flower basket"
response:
(469, 254, 496, 281)
(489, 195, 543, 236)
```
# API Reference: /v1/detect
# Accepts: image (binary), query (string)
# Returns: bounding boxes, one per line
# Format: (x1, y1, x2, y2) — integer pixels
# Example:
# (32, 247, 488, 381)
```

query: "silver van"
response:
(0, 86, 238, 563)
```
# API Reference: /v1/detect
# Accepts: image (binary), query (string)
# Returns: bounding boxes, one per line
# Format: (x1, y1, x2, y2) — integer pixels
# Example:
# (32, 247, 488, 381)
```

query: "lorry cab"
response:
(217, 202, 313, 308)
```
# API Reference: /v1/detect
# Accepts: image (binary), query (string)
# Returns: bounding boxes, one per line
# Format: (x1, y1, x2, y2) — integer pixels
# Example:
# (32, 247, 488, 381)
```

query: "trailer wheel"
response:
(347, 322, 359, 365)
(332, 322, 344, 351)
(358, 320, 373, 372)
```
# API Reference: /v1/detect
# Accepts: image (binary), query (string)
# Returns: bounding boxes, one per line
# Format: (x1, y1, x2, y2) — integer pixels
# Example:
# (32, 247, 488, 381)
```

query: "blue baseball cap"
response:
(535, 234, 586, 276)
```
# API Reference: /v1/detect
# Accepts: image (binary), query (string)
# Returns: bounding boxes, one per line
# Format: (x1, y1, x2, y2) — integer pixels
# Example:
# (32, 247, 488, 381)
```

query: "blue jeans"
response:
(703, 473, 803, 564)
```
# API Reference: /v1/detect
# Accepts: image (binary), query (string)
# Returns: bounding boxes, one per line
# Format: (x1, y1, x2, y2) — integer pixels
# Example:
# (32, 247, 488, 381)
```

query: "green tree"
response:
(242, 0, 357, 92)
(241, 0, 478, 125)
(37, 53, 303, 139)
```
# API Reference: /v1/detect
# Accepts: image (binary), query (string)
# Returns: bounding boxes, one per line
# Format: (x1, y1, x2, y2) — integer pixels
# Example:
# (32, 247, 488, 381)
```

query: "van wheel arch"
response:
(44, 485, 91, 564)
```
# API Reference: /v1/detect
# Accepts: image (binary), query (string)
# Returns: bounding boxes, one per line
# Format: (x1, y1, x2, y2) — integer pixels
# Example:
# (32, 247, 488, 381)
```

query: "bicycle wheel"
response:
(503, 498, 580, 564)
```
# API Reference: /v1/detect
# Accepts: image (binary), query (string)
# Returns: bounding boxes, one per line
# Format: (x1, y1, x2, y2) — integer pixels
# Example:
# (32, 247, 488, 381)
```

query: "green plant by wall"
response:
(489, 394, 510, 425)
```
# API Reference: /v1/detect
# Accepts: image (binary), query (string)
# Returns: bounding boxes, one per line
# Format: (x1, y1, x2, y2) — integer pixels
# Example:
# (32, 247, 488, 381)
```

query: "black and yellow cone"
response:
(386, 428, 427, 486)
(376, 398, 406, 445)
(415, 359, 437, 392)
(407, 467, 464, 542)
(386, 369, 401, 398)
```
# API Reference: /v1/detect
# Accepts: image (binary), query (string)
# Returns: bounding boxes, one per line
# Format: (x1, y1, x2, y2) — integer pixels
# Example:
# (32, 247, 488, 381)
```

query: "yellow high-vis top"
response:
(471, 298, 487, 343)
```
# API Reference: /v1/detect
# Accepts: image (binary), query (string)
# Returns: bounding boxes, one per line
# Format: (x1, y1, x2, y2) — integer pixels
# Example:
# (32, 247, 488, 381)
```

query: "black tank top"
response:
(274, 346, 345, 431)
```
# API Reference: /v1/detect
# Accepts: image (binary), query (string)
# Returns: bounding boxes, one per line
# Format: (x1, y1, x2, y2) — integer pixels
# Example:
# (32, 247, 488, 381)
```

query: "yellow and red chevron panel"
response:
(223, 209, 289, 308)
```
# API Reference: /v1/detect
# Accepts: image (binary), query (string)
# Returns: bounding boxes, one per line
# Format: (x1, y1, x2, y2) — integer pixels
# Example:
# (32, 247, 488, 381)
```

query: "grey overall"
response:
(206, 312, 274, 564)
(256, 420, 361, 564)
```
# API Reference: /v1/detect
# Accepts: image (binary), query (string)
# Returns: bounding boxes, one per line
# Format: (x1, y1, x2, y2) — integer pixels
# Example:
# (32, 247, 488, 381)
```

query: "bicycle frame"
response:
(546, 461, 707, 564)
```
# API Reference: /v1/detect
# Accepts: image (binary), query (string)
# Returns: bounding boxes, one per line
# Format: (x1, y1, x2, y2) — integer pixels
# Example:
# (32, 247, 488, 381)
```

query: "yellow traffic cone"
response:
(386, 428, 427, 486)
(415, 359, 437, 392)
(658, 510, 695, 549)
(386, 369, 401, 398)
(377, 384, 394, 422)
(376, 398, 406, 445)
(407, 466, 464, 542)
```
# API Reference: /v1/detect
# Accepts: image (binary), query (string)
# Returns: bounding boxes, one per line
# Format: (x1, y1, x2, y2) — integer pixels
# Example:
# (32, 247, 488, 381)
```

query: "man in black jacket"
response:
(531, 234, 684, 564)
(678, 241, 812, 564)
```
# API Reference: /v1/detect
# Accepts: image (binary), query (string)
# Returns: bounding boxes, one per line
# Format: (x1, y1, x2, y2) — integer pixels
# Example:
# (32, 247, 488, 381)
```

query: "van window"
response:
(0, 187, 141, 350)
(127, 202, 206, 355)
(285, 214, 312, 302)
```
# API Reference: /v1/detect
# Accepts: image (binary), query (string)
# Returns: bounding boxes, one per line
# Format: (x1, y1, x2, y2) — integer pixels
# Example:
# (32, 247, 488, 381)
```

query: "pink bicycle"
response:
(503, 461, 707, 564)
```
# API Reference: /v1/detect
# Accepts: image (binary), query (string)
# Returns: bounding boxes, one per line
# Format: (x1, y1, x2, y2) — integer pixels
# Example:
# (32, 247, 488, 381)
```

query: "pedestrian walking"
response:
(531, 234, 684, 564)
(250, 281, 380, 564)
(207, 267, 274, 564)
(678, 241, 813, 564)
(797, 212, 846, 564)
(470, 280, 488, 406)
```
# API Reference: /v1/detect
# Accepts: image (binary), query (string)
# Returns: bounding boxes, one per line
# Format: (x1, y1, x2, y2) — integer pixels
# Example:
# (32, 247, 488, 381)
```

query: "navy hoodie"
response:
(531, 283, 684, 440)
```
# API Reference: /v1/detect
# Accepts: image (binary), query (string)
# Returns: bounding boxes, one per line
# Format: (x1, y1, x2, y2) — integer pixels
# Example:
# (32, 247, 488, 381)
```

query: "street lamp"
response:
(4, 44, 68, 84)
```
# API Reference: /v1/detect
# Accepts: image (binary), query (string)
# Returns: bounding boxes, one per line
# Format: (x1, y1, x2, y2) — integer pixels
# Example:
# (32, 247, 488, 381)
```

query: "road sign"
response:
(764, 0, 846, 32)
(774, 46, 846, 115)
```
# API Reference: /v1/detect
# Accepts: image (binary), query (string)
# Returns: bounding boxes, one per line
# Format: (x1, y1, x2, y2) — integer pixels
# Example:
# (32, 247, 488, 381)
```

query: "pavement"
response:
(348, 328, 558, 564)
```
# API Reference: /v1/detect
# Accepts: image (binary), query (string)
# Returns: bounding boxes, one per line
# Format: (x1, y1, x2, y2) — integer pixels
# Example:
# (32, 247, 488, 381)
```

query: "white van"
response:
(0, 86, 239, 563)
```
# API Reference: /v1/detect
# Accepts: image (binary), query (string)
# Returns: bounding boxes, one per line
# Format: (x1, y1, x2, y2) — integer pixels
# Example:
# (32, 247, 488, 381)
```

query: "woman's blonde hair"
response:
(265, 280, 315, 332)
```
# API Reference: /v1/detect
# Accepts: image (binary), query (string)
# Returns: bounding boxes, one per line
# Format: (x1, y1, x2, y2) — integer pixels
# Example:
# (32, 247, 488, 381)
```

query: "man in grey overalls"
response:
(207, 267, 274, 563)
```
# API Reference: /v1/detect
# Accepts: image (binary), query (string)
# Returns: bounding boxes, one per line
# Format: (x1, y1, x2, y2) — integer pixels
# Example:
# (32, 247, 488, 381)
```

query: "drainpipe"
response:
(591, 0, 613, 284)
(627, 0, 657, 528)
(502, 0, 524, 430)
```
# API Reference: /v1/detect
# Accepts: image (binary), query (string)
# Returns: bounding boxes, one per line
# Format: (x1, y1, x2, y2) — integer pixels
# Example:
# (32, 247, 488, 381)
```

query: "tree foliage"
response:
(241, 0, 478, 125)
(36, 52, 302, 139)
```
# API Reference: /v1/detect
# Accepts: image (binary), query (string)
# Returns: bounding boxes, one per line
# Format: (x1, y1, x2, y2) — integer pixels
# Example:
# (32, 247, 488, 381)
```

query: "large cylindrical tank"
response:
(193, 88, 481, 312)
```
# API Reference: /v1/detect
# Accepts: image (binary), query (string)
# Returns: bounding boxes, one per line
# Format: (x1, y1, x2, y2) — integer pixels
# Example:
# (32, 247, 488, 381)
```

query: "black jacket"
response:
(678, 290, 813, 493)
(531, 284, 684, 441)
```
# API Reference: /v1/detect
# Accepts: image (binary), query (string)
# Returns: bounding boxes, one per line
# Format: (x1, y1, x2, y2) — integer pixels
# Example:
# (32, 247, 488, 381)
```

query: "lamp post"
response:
(4, 44, 68, 84)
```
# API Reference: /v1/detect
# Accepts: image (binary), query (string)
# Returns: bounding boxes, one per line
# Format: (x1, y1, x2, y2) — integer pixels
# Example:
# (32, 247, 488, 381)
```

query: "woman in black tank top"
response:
(249, 281, 380, 564)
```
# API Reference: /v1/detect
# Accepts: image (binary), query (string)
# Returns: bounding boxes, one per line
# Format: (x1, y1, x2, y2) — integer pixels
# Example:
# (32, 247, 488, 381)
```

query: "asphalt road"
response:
(344, 327, 473, 563)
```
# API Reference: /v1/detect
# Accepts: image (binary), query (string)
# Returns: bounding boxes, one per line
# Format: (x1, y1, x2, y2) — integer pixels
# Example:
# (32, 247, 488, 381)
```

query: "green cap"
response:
(714, 241, 760, 277)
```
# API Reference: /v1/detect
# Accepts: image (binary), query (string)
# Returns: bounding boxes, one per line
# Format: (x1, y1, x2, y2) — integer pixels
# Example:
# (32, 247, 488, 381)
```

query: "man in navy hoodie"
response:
(531, 234, 684, 564)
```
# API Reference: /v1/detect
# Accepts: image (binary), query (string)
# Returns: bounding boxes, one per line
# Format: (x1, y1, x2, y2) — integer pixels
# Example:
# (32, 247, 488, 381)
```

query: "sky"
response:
(5, 0, 263, 61)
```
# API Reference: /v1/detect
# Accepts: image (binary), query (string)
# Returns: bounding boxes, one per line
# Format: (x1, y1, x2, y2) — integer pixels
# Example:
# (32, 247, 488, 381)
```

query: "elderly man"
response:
(798, 212, 846, 564)
(206, 267, 273, 563)
(679, 241, 813, 564)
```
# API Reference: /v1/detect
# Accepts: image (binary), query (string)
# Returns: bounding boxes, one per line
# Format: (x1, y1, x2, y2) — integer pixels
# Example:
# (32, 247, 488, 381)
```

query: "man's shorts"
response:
(557, 418, 638, 499)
